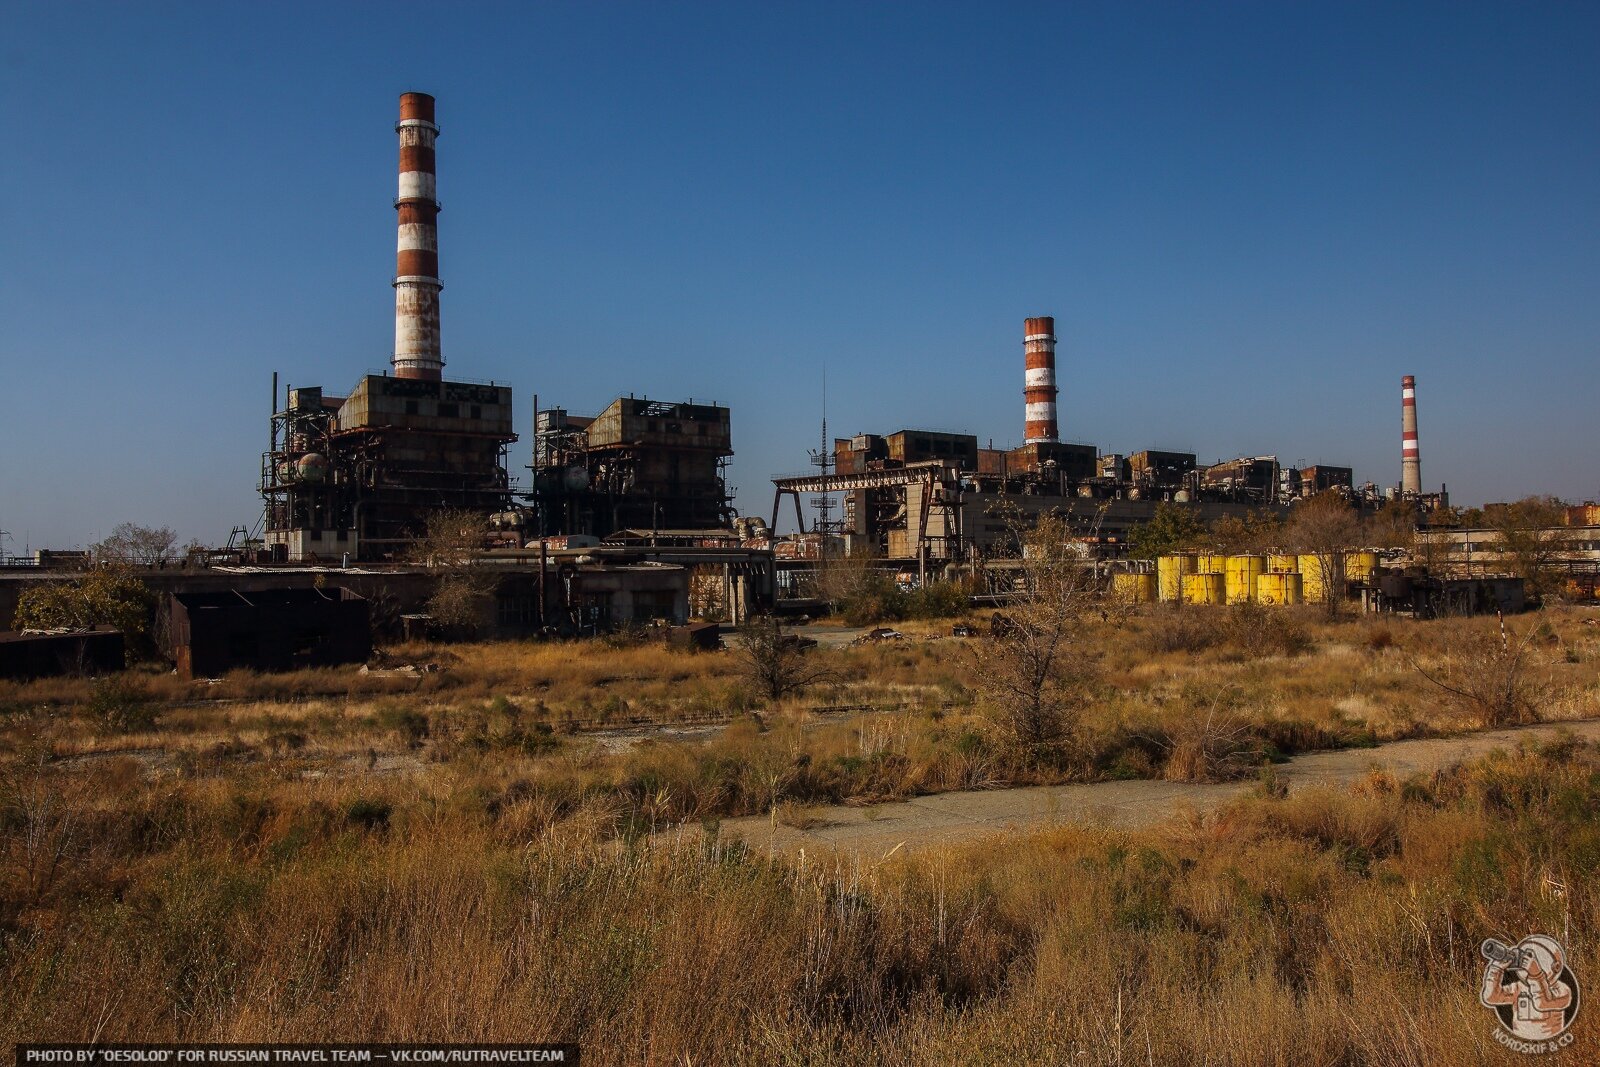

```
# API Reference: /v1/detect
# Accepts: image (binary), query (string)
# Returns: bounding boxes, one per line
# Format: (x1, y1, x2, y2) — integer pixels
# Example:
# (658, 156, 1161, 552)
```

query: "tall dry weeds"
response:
(6, 741, 1598, 1063)
(1411, 614, 1557, 728)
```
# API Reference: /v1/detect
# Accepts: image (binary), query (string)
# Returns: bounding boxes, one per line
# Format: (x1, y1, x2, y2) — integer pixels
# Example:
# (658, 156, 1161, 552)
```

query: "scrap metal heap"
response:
(531, 397, 735, 540)
(261, 93, 517, 562)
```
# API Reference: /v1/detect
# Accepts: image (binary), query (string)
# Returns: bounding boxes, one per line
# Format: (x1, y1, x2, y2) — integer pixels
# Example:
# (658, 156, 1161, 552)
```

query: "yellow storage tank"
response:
(1112, 572, 1157, 604)
(1157, 555, 1194, 602)
(1224, 555, 1267, 604)
(1345, 550, 1379, 582)
(1268, 553, 1297, 573)
(1196, 552, 1225, 574)
(1182, 572, 1225, 605)
(1254, 572, 1303, 605)
(1298, 553, 1337, 603)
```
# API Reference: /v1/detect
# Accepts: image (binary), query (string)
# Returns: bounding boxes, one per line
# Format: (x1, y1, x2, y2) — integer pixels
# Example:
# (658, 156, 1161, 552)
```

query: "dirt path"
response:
(722, 718, 1600, 859)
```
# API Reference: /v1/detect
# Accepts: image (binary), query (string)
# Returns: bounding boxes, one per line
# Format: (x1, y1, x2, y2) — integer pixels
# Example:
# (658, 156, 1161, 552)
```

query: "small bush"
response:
(344, 797, 392, 830)
(774, 800, 825, 829)
(373, 703, 430, 747)
(841, 591, 907, 627)
(1221, 603, 1311, 657)
(85, 675, 157, 733)
(903, 581, 972, 620)
(1142, 613, 1220, 655)
(1159, 706, 1257, 783)
(1412, 620, 1556, 728)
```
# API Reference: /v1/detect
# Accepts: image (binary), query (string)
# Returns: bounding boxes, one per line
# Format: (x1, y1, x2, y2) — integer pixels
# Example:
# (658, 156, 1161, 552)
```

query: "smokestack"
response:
(1023, 316, 1059, 443)
(1401, 374, 1421, 496)
(393, 92, 442, 381)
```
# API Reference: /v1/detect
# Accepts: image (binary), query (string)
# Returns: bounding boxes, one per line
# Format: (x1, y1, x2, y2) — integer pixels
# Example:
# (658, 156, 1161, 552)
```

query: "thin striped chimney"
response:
(1401, 374, 1421, 496)
(393, 92, 443, 381)
(1023, 316, 1059, 443)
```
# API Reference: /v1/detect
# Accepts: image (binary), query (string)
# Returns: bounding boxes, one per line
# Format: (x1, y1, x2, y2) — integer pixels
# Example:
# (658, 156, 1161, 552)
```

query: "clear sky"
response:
(3, 1, 1597, 549)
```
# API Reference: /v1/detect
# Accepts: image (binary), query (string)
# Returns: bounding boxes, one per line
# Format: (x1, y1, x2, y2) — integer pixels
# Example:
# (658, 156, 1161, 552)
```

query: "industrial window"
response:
(405, 401, 419, 415)
(437, 402, 459, 418)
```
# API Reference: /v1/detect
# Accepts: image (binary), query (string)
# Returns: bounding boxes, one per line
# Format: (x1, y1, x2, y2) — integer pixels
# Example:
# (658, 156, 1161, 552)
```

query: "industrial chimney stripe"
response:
(393, 92, 443, 381)
(1023, 316, 1059, 443)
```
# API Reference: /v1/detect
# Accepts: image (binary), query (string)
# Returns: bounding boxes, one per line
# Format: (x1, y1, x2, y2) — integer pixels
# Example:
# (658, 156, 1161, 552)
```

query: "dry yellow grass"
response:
(4, 607, 1596, 821)
(5, 728, 1597, 1063)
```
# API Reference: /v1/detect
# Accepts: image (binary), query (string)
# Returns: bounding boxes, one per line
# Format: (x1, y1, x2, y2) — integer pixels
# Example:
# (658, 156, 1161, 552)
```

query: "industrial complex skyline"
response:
(3, 2, 1598, 550)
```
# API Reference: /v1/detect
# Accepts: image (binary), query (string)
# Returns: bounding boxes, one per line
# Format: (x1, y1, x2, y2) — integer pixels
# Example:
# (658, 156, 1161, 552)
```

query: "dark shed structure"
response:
(0, 627, 125, 680)
(168, 587, 371, 679)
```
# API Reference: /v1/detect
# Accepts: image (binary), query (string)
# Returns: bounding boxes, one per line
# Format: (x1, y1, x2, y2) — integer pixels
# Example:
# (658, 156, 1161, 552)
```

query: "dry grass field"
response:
(3, 604, 1598, 1061)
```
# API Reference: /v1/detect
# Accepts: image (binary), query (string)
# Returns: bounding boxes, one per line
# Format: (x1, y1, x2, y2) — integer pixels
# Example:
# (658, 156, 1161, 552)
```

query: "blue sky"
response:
(3, 1, 1597, 548)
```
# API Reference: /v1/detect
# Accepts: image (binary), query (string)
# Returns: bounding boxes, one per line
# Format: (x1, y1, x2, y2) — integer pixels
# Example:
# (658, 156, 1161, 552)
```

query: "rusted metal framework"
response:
(530, 397, 734, 540)
(261, 377, 516, 560)
(771, 461, 965, 579)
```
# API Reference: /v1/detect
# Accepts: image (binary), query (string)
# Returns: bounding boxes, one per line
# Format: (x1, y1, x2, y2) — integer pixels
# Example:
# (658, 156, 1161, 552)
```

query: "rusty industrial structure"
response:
(529, 397, 735, 540)
(167, 588, 372, 679)
(261, 93, 517, 562)
(766, 316, 1465, 585)
(14, 88, 1545, 661)
(245, 92, 767, 627)
(769, 315, 1409, 570)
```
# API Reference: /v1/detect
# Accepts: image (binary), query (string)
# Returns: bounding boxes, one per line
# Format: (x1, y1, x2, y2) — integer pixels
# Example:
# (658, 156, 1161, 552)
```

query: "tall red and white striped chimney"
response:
(393, 92, 443, 381)
(1400, 374, 1421, 496)
(1023, 316, 1059, 443)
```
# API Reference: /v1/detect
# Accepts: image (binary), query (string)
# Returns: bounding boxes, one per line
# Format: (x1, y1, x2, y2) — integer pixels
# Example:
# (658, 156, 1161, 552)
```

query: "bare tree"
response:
(734, 616, 834, 702)
(91, 522, 177, 565)
(1482, 496, 1576, 599)
(1210, 510, 1284, 554)
(971, 509, 1106, 761)
(411, 510, 498, 636)
(0, 737, 80, 903)
(1364, 499, 1417, 551)
(814, 544, 895, 622)
(1286, 491, 1362, 617)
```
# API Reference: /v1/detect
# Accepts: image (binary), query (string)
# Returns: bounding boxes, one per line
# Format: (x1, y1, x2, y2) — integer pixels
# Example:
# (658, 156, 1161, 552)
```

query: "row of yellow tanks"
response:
(1113, 551, 1381, 606)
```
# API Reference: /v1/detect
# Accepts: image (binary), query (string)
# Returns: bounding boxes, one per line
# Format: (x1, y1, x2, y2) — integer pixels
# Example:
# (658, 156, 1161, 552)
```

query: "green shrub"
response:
(903, 581, 972, 619)
(13, 569, 156, 662)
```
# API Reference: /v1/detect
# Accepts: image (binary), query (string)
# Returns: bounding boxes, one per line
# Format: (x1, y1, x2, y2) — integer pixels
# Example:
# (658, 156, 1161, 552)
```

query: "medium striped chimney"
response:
(393, 92, 443, 381)
(1401, 374, 1421, 496)
(1023, 316, 1059, 443)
